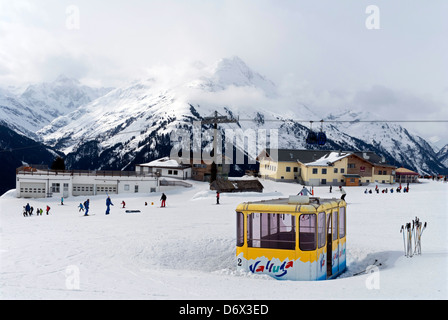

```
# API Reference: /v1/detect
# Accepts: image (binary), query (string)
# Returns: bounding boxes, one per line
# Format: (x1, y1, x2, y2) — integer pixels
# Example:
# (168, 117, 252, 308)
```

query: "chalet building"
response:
(258, 149, 396, 187)
(395, 167, 420, 184)
(16, 165, 159, 199)
(136, 157, 191, 180)
(190, 155, 231, 182)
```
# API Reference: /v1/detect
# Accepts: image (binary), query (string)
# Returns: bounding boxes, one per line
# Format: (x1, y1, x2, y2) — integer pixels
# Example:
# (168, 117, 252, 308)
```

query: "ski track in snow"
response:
(0, 179, 447, 299)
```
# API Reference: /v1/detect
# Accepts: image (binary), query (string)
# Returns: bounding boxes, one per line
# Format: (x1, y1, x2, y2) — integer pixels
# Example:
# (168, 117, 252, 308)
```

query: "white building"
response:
(136, 157, 191, 180)
(16, 166, 159, 199)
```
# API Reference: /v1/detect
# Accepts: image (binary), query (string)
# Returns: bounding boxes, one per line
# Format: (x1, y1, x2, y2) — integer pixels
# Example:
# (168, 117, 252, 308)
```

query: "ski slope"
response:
(0, 179, 447, 300)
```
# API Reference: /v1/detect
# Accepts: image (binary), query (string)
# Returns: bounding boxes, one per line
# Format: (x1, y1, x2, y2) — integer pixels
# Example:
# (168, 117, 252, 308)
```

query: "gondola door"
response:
(326, 212, 333, 277)
(331, 210, 339, 276)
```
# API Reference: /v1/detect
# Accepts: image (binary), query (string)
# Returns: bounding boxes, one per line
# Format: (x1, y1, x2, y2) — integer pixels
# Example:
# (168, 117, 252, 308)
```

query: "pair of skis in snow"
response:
(400, 217, 427, 258)
(353, 259, 382, 276)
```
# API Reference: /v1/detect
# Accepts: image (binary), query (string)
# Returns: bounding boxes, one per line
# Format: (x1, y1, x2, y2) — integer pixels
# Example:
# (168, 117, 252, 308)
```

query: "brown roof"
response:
(395, 167, 419, 176)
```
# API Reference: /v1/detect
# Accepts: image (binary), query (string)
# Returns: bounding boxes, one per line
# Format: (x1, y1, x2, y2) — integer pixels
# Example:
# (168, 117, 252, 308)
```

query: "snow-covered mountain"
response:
(36, 57, 447, 175)
(325, 109, 446, 174)
(437, 144, 448, 168)
(0, 75, 113, 139)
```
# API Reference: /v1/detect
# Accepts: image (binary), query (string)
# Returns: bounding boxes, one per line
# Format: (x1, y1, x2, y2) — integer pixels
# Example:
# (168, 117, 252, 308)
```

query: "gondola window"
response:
(339, 207, 346, 238)
(236, 212, 244, 247)
(248, 213, 295, 250)
(318, 212, 326, 248)
(299, 214, 316, 251)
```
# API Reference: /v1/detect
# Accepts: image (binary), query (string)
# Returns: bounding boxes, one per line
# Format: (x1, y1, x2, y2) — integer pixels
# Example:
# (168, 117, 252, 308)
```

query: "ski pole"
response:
(400, 225, 406, 257)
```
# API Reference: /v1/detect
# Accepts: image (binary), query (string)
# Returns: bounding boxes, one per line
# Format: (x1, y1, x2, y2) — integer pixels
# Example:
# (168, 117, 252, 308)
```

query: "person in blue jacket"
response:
(106, 196, 113, 215)
(84, 199, 90, 216)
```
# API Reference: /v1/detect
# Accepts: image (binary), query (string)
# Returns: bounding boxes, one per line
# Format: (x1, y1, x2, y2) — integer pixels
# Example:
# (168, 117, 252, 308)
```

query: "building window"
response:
(321, 179, 327, 185)
(294, 167, 298, 173)
(124, 184, 130, 191)
(286, 167, 291, 172)
(174, 170, 178, 175)
(334, 168, 338, 173)
(168, 170, 173, 175)
(322, 168, 327, 174)
(51, 183, 60, 193)
(312, 168, 318, 174)
(348, 164, 355, 169)
(341, 168, 345, 174)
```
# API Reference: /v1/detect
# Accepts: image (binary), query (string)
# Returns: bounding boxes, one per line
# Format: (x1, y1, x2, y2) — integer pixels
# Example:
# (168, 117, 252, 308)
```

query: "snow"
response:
(304, 151, 350, 166)
(0, 178, 447, 300)
(139, 157, 183, 168)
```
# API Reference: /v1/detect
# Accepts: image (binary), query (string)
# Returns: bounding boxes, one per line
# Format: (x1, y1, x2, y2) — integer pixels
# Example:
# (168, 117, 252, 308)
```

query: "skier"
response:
(160, 193, 167, 207)
(298, 186, 311, 196)
(216, 191, 220, 205)
(61, 197, 64, 205)
(46, 205, 51, 215)
(78, 203, 84, 212)
(340, 187, 347, 201)
(329, 185, 332, 193)
(25, 203, 31, 216)
(84, 199, 90, 216)
(121, 200, 126, 208)
(106, 196, 113, 215)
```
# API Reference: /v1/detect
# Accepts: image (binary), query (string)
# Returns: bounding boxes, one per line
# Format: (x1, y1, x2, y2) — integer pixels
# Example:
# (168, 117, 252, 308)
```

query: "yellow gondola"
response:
(236, 195, 346, 280)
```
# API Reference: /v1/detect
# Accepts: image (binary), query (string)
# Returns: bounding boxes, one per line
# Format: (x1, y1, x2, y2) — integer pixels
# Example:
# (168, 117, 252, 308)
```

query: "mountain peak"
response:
(53, 74, 81, 86)
(204, 56, 277, 97)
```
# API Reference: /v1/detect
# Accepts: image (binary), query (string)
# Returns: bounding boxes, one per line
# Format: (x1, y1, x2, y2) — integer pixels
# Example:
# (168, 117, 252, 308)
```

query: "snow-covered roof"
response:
(138, 157, 186, 168)
(304, 152, 351, 166)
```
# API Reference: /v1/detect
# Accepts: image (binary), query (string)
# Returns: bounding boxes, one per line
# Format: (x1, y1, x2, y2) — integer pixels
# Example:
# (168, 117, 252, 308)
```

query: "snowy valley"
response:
(0, 178, 446, 300)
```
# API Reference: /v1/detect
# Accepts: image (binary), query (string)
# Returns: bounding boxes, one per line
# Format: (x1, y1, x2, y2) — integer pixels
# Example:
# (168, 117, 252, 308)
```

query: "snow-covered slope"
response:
(0, 179, 446, 299)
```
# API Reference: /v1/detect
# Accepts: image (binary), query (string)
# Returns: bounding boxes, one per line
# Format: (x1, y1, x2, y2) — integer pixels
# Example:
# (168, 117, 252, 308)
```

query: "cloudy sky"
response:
(0, 0, 447, 146)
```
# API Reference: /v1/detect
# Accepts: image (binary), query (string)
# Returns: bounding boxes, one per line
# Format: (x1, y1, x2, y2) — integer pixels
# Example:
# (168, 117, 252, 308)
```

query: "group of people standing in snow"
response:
(365, 183, 410, 194)
(23, 203, 50, 217)
(299, 185, 347, 201)
(23, 192, 173, 218)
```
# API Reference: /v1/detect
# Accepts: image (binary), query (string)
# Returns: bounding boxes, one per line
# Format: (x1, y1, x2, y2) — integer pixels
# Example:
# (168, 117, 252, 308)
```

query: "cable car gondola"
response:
(317, 120, 327, 145)
(306, 121, 318, 145)
(317, 131, 327, 145)
(306, 120, 327, 146)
